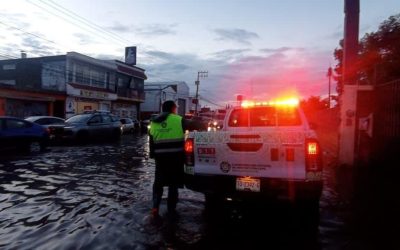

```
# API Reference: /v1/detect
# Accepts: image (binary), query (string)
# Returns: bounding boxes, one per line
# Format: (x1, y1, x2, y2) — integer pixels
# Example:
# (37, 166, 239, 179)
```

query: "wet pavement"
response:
(0, 133, 355, 250)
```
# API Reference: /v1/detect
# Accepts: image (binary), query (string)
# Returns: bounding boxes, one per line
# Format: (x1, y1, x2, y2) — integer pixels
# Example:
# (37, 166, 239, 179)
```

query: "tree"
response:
(300, 96, 329, 115)
(333, 40, 344, 95)
(333, 14, 400, 94)
(359, 14, 400, 85)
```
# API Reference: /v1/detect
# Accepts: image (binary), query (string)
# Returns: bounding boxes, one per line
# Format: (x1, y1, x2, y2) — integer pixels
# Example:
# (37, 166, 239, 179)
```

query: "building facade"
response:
(0, 52, 146, 119)
(141, 81, 190, 119)
(0, 55, 66, 118)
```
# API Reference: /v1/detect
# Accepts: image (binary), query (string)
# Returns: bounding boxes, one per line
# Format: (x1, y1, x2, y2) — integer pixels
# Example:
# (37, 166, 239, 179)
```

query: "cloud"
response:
(135, 24, 177, 37)
(107, 22, 177, 37)
(216, 49, 333, 101)
(260, 47, 304, 54)
(21, 36, 58, 56)
(136, 47, 333, 107)
(107, 22, 132, 33)
(213, 28, 259, 45)
(94, 53, 122, 60)
(211, 49, 251, 61)
(0, 12, 31, 28)
(326, 30, 343, 40)
(73, 33, 98, 45)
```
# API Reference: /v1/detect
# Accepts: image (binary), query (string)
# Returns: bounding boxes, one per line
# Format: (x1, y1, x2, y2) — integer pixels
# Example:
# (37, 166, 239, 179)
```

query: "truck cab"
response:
(183, 98, 323, 220)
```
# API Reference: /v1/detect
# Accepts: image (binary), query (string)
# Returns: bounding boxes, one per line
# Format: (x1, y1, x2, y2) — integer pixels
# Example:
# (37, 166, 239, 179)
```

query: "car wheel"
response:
(76, 131, 89, 144)
(112, 129, 121, 141)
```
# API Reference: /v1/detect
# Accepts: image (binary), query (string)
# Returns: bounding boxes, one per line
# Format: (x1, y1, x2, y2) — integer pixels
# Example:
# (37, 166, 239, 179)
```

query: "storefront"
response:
(112, 102, 138, 119)
(66, 83, 117, 118)
(0, 89, 66, 118)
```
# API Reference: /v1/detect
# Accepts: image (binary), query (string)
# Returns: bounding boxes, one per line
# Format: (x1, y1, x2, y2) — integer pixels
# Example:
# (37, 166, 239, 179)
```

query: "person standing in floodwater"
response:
(149, 100, 185, 219)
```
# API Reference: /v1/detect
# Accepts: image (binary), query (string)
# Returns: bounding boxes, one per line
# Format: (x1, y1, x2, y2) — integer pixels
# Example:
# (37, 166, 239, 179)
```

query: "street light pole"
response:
(194, 71, 208, 116)
(327, 66, 332, 108)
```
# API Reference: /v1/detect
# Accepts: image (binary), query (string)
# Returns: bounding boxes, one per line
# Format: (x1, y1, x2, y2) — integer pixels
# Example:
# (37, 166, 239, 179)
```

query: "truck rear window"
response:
(228, 107, 301, 127)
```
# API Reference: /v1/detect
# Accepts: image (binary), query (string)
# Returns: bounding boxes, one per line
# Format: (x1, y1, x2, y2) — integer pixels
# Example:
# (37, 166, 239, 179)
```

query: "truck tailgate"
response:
(192, 130, 307, 180)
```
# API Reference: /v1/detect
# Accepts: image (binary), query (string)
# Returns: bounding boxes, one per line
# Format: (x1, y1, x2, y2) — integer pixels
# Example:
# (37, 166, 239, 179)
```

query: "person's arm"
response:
(149, 134, 155, 159)
(182, 118, 192, 131)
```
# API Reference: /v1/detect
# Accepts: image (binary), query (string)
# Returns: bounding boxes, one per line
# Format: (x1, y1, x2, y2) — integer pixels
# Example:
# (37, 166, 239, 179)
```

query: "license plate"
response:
(236, 177, 260, 192)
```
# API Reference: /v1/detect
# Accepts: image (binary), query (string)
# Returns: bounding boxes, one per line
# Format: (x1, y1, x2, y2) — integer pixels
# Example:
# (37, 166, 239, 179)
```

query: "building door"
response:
(53, 100, 65, 118)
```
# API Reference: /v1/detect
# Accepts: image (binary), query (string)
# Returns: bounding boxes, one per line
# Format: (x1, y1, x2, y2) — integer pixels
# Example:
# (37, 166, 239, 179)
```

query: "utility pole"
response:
(327, 66, 332, 108)
(194, 71, 208, 116)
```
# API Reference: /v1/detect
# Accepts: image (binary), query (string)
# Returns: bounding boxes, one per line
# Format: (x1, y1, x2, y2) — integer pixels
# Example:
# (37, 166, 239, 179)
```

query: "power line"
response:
(44, 0, 132, 45)
(0, 19, 68, 57)
(199, 95, 224, 108)
(26, 0, 128, 47)
(0, 53, 18, 59)
(0, 20, 60, 45)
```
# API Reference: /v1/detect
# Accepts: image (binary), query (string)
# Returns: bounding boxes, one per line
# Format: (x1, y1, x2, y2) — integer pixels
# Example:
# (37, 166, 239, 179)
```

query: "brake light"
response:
(307, 142, 318, 155)
(184, 138, 195, 166)
(305, 139, 322, 172)
(185, 138, 194, 153)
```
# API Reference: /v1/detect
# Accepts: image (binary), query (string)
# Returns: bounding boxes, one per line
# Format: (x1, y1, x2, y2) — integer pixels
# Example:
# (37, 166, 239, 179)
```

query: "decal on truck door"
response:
(220, 161, 231, 173)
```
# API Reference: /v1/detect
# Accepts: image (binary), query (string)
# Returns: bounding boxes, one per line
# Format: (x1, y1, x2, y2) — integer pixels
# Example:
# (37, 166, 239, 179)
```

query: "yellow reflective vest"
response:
(149, 113, 184, 154)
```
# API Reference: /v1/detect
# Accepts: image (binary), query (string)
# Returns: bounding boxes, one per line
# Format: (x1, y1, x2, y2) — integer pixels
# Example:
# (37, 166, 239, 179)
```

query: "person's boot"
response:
(151, 208, 159, 218)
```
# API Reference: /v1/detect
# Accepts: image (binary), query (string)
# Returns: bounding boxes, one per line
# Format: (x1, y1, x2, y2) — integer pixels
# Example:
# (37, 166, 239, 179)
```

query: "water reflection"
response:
(0, 134, 349, 249)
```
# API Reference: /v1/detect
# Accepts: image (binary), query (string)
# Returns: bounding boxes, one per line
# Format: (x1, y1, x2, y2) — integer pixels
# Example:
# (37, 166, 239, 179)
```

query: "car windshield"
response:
(66, 114, 92, 123)
(228, 106, 301, 127)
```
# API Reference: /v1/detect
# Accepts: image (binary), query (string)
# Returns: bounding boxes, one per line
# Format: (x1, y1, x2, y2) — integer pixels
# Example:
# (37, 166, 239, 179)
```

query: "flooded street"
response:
(1, 133, 354, 250)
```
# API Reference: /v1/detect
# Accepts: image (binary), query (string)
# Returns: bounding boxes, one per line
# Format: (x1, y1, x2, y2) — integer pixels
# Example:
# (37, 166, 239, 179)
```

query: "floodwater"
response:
(0, 134, 355, 249)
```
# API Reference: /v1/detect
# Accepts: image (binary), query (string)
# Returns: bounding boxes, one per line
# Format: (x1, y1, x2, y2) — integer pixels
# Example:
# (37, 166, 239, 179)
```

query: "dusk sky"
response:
(1, 0, 399, 106)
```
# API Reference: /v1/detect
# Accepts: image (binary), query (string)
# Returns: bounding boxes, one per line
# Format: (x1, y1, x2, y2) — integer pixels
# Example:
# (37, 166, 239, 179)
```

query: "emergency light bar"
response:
(241, 98, 299, 108)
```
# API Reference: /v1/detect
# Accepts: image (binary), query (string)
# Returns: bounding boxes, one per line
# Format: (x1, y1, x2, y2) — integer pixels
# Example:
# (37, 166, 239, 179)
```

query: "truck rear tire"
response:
(296, 199, 320, 232)
(204, 193, 225, 216)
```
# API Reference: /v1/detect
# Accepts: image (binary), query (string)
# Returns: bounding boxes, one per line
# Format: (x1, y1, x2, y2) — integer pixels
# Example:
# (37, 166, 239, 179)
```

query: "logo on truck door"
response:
(220, 161, 231, 173)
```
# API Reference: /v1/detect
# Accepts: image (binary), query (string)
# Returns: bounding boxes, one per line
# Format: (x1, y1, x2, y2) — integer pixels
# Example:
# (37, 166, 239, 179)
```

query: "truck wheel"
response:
(296, 199, 320, 232)
(204, 194, 225, 216)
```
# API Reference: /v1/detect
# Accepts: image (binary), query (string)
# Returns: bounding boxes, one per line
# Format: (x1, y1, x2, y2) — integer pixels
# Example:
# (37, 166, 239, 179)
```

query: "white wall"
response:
(142, 81, 190, 114)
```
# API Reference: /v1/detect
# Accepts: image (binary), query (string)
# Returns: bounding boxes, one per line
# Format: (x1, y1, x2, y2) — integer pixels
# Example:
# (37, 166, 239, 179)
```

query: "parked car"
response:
(186, 116, 209, 131)
(120, 118, 135, 134)
(25, 116, 65, 128)
(0, 116, 49, 153)
(132, 118, 141, 130)
(48, 112, 122, 142)
(141, 114, 158, 133)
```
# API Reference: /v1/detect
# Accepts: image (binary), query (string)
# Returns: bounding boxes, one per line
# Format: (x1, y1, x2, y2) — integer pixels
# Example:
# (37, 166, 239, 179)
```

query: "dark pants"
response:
(152, 152, 184, 211)
(153, 183, 178, 211)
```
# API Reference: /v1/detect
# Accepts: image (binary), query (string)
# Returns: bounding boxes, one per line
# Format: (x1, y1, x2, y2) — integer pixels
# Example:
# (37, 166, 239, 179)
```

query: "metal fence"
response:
(372, 79, 400, 161)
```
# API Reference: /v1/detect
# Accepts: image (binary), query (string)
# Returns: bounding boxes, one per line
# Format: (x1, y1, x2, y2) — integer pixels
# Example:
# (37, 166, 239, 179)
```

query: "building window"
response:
(3, 64, 16, 70)
(75, 65, 84, 83)
(107, 72, 116, 91)
(82, 66, 90, 85)
(0, 80, 16, 85)
(91, 69, 105, 88)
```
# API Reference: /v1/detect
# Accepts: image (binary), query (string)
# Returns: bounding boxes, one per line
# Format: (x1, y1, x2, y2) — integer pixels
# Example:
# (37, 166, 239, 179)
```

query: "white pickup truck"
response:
(183, 99, 323, 217)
